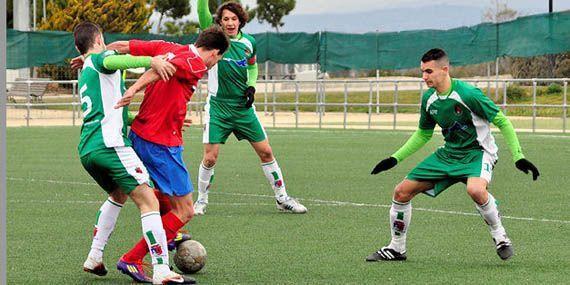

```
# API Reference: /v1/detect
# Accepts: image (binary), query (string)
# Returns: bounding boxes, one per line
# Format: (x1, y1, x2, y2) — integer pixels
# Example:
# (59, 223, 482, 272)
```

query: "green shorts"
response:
(406, 148, 497, 197)
(80, 146, 151, 194)
(203, 98, 267, 144)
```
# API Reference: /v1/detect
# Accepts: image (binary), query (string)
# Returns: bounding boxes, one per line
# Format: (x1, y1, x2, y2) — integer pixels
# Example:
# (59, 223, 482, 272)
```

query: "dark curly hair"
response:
(214, 1, 248, 31)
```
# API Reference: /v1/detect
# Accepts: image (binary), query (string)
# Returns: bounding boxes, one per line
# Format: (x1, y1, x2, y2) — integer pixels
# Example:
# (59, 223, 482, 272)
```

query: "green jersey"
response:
(419, 79, 500, 156)
(198, 0, 257, 103)
(78, 50, 130, 157)
(208, 32, 256, 102)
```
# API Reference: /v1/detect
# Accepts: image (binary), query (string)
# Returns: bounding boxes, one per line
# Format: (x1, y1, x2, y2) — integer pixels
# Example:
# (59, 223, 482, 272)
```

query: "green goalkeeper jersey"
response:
(198, 0, 257, 104)
(419, 79, 500, 156)
(78, 50, 130, 157)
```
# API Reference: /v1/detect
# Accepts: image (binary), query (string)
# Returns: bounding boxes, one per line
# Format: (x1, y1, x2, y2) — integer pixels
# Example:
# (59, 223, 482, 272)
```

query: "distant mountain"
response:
(244, 4, 486, 33)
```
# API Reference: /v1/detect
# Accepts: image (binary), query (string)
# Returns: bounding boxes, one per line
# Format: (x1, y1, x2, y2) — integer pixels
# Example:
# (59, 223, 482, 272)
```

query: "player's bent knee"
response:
(393, 184, 412, 203)
(466, 186, 487, 204)
(203, 155, 218, 168)
(109, 190, 128, 205)
(130, 184, 160, 213)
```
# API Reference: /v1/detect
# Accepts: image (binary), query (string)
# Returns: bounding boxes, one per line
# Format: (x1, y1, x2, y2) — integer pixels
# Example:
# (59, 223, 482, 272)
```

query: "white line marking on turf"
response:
(8, 177, 570, 224)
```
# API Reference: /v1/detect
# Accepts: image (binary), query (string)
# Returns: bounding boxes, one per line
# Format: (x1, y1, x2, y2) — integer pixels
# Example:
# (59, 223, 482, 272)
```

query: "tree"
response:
(155, 0, 191, 34)
(163, 20, 200, 36)
(39, 0, 154, 33)
(36, 0, 154, 80)
(207, 0, 256, 23)
(482, 0, 518, 23)
(255, 0, 295, 32)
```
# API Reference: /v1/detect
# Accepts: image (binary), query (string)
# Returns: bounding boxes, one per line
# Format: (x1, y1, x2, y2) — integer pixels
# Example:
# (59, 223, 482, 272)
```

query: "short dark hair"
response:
(195, 26, 230, 55)
(215, 1, 248, 30)
(74, 21, 102, 55)
(421, 48, 449, 64)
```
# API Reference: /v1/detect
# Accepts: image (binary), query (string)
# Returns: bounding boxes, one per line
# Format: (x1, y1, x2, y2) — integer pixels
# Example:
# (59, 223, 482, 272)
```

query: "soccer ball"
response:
(173, 240, 207, 274)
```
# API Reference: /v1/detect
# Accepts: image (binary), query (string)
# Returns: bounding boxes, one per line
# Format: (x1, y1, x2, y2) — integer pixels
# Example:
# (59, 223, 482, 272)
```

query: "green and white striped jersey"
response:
(207, 32, 256, 103)
(78, 50, 130, 157)
(419, 79, 500, 156)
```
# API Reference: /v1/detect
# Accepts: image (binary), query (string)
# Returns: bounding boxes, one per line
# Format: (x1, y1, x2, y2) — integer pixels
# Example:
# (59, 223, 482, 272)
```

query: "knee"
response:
(393, 183, 412, 203)
(203, 153, 218, 168)
(110, 191, 128, 205)
(466, 186, 487, 204)
(258, 148, 274, 162)
(174, 201, 194, 223)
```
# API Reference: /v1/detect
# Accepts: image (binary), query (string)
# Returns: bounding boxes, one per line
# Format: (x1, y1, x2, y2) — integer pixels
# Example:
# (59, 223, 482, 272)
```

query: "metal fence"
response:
(6, 78, 569, 133)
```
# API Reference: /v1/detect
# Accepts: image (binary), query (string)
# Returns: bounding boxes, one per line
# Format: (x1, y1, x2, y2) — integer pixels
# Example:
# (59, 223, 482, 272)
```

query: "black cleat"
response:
(495, 239, 514, 260)
(366, 247, 407, 261)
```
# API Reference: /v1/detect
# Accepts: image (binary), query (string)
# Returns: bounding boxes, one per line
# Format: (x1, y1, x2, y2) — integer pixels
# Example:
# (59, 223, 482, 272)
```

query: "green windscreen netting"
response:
(7, 10, 570, 71)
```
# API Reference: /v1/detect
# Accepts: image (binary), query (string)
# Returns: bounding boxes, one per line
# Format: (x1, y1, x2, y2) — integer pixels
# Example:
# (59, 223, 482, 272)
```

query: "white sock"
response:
(141, 211, 169, 270)
(475, 193, 507, 241)
(88, 198, 123, 262)
(388, 200, 412, 253)
(261, 160, 288, 202)
(197, 162, 214, 203)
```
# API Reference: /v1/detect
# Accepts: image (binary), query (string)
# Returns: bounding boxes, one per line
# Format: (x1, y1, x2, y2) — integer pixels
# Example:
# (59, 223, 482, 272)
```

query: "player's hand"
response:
(371, 157, 398, 175)
(515, 158, 540, 180)
(151, 54, 176, 82)
(115, 88, 137, 109)
(244, 86, 255, 108)
(70, 55, 84, 70)
(182, 118, 193, 131)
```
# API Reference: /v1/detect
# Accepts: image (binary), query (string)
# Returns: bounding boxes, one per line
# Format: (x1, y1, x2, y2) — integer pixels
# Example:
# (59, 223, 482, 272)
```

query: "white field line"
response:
(7, 177, 570, 224)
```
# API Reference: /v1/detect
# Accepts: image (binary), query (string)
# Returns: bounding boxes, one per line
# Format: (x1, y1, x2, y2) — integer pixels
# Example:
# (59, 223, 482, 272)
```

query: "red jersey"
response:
(129, 40, 207, 146)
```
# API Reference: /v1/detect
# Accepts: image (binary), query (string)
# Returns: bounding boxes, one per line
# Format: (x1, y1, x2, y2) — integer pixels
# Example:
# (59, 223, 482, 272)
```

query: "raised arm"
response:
(197, 0, 214, 29)
(106, 41, 130, 53)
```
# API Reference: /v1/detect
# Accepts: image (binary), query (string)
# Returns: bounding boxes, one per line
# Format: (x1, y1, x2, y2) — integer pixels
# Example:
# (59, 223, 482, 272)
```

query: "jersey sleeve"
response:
(168, 52, 207, 82)
(462, 85, 500, 122)
(92, 50, 119, 74)
(129, 40, 178, 57)
(248, 36, 257, 65)
(418, 91, 436, 130)
(197, 0, 214, 29)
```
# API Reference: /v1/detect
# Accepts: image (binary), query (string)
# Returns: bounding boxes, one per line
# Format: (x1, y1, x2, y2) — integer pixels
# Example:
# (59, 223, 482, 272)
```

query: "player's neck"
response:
(84, 46, 104, 58)
(435, 77, 452, 94)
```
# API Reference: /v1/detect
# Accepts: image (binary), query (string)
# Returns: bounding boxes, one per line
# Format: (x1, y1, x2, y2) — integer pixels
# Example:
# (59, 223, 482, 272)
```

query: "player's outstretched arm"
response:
(492, 111, 540, 180)
(371, 128, 433, 175)
(114, 69, 162, 109)
(197, 0, 214, 29)
(106, 41, 130, 54)
(103, 54, 175, 81)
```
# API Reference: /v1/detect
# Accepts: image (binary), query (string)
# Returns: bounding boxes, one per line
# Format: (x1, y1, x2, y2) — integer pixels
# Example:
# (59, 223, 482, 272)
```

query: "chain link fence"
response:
(6, 77, 569, 133)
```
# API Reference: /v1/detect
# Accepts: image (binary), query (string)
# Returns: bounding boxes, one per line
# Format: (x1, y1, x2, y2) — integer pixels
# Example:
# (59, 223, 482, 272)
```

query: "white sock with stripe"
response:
(88, 198, 123, 262)
(261, 160, 288, 202)
(388, 200, 412, 253)
(197, 162, 214, 203)
(141, 211, 170, 275)
(475, 193, 507, 241)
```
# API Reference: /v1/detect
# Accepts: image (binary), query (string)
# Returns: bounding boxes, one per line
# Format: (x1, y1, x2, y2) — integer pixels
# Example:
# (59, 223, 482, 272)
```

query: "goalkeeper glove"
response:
(244, 86, 255, 108)
(515, 158, 539, 180)
(371, 157, 398, 175)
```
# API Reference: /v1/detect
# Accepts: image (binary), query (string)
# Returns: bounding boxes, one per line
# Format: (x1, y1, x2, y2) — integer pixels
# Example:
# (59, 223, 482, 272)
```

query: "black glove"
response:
(371, 157, 398, 175)
(515, 158, 540, 180)
(244, 86, 255, 108)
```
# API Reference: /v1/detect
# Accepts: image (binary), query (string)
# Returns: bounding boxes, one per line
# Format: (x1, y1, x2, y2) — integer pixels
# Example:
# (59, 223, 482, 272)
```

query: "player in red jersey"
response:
(105, 27, 230, 283)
